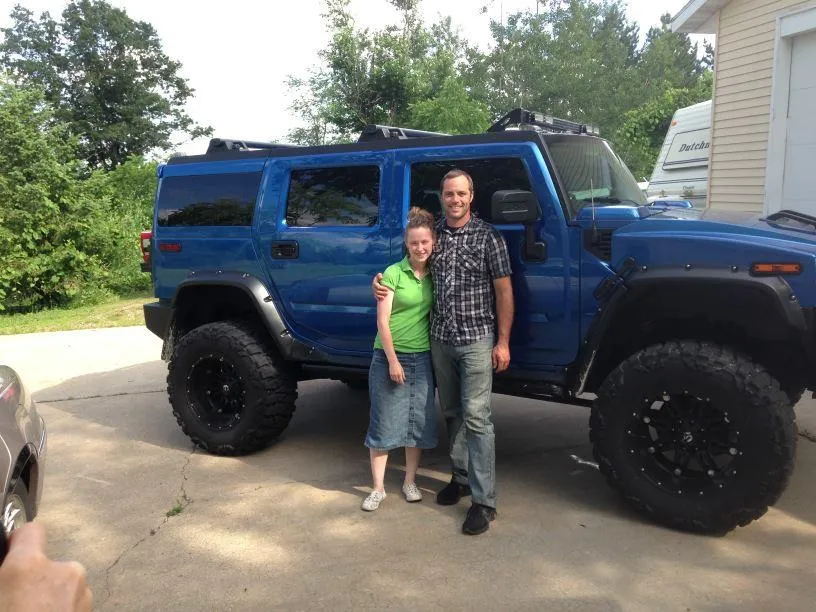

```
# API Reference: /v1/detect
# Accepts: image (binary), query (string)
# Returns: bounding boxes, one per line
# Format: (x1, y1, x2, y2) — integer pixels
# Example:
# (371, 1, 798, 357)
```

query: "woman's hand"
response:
(388, 359, 405, 384)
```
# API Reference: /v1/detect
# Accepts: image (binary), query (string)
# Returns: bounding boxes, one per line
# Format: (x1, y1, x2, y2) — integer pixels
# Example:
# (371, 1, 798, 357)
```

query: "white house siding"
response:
(709, 0, 812, 212)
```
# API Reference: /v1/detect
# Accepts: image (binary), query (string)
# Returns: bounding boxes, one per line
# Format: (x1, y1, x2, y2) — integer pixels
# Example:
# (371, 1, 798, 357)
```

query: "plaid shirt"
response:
(429, 216, 512, 346)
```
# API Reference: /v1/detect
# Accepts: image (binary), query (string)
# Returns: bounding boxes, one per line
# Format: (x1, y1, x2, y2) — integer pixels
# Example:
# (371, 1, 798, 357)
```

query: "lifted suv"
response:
(144, 109, 816, 535)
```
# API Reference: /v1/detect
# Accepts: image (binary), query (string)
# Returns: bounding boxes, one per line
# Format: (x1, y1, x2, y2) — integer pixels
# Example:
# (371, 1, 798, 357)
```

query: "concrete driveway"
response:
(2, 326, 816, 611)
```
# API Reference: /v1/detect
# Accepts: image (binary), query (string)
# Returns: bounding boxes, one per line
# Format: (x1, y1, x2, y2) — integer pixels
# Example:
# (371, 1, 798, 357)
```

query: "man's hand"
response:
(371, 272, 389, 301)
(492, 342, 510, 373)
(0, 523, 92, 612)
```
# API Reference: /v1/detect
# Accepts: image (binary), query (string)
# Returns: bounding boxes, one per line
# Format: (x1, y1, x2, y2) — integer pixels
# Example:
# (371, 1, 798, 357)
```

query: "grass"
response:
(165, 502, 184, 518)
(0, 292, 153, 335)
(165, 492, 191, 518)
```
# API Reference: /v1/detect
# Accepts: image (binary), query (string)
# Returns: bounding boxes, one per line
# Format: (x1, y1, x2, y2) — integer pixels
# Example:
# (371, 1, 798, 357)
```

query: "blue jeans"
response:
(430, 336, 496, 508)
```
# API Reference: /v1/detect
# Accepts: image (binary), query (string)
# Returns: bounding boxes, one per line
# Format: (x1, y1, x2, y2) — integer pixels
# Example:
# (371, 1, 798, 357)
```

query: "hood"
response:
(576, 204, 816, 249)
(635, 207, 816, 248)
(606, 207, 816, 306)
(610, 209, 816, 306)
(574, 205, 664, 236)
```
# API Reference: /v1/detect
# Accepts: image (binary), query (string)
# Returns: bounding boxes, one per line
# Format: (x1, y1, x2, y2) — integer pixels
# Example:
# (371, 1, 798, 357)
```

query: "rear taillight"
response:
(140, 230, 153, 271)
(0, 367, 20, 409)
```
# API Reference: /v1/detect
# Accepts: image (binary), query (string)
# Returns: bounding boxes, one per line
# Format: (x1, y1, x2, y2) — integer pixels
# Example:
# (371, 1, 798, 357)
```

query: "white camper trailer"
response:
(646, 99, 711, 207)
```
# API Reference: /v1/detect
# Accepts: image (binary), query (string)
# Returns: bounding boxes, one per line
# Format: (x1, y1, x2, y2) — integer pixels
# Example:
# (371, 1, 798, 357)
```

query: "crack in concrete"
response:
(34, 389, 165, 403)
(799, 429, 816, 443)
(99, 445, 196, 608)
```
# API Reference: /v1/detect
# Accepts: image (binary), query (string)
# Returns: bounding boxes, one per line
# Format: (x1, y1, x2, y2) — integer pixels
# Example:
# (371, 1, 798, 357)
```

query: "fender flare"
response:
(569, 267, 807, 396)
(158, 271, 327, 363)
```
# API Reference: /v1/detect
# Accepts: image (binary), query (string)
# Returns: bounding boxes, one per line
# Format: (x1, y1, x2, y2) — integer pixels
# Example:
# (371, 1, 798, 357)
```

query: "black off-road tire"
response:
(590, 341, 796, 535)
(167, 321, 298, 456)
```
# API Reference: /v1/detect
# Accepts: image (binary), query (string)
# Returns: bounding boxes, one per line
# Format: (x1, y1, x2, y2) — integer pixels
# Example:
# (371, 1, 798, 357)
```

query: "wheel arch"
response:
(572, 269, 814, 398)
(162, 272, 310, 364)
(8, 444, 39, 517)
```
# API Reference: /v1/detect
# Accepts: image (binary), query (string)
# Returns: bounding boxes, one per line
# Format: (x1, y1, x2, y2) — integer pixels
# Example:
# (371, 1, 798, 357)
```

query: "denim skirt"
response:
(365, 349, 437, 451)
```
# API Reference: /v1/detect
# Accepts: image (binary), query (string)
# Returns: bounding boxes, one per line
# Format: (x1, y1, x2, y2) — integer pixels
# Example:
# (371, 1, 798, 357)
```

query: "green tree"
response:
(615, 72, 713, 179)
(636, 13, 707, 98)
(462, 1, 711, 174)
(287, 0, 482, 143)
(0, 79, 157, 312)
(74, 157, 157, 295)
(0, 80, 87, 310)
(0, 0, 211, 170)
(408, 79, 491, 134)
(465, 0, 641, 136)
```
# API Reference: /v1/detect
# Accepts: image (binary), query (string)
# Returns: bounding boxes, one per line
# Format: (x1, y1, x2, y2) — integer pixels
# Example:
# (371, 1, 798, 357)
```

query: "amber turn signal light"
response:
(750, 262, 802, 275)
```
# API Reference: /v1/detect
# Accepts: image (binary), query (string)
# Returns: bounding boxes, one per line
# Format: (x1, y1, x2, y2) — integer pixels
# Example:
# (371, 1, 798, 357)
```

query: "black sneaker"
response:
(462, 503, 497, 535)
(436, 479, 471, 505)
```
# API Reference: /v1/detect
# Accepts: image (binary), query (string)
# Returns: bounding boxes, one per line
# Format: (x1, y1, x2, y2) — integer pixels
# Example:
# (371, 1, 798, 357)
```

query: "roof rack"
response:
(355, 108, 599, 143)
(357, 124, 449, 143)
(487, 108, 599, 136)
(206, 138, 301, 154)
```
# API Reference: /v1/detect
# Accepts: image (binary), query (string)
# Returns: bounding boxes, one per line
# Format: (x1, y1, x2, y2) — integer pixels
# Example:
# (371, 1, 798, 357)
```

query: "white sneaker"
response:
(402, 482, 422, 503)
(361, 490, 386, 511)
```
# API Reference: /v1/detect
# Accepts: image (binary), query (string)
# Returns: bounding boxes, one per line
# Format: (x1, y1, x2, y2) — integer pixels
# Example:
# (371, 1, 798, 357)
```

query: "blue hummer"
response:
(144, 109, 816, 535)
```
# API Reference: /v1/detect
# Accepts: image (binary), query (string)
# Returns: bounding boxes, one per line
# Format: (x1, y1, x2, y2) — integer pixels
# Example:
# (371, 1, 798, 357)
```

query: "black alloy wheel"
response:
(626, 390, 741, 496)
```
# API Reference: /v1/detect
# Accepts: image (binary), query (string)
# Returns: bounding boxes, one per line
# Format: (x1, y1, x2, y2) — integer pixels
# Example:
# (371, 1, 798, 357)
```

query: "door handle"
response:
(271, 240, 299, 259)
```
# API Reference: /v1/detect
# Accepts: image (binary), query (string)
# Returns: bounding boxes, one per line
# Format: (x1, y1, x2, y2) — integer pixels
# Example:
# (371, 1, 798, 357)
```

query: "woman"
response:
(361, 207, 437, 511)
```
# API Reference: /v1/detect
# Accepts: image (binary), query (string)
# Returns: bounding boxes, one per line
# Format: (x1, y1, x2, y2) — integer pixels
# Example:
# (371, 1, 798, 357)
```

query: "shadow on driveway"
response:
(31, 361, 816, 611)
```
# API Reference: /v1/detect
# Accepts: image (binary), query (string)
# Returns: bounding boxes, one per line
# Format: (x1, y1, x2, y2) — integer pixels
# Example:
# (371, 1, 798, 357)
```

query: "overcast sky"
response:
(0, 0, 707, 154)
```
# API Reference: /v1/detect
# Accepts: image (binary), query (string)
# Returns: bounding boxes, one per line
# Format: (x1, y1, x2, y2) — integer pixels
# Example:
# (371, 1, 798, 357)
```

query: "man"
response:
(375, 168, 513, 535)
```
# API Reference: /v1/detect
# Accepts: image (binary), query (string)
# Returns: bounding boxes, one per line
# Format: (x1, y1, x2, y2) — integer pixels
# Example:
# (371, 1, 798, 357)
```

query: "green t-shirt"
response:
(373, 256, 433, 353)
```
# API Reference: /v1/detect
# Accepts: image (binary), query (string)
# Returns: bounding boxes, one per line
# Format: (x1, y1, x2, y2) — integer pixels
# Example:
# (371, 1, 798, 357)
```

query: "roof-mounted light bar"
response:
(488, 108, 599, 136)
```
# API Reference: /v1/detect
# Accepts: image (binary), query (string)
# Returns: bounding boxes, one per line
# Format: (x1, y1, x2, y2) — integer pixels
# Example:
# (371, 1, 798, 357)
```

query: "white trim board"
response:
(765, 3, 816, 215)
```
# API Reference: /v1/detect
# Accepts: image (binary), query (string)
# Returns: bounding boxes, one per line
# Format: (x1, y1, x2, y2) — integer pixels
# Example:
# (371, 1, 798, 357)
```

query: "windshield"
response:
(542, 134, 647, 217)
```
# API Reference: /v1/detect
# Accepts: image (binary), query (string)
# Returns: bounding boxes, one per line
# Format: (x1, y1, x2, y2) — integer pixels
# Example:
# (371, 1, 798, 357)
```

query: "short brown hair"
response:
(440, 169, 473, 195)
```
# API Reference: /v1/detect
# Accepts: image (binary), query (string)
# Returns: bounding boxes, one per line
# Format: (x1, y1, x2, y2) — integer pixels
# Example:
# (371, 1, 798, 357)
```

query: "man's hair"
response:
(440, 169, 474, 195)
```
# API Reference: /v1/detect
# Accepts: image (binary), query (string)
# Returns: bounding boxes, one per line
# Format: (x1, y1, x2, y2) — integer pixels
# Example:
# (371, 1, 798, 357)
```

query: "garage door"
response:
(782, 29, 816, 214)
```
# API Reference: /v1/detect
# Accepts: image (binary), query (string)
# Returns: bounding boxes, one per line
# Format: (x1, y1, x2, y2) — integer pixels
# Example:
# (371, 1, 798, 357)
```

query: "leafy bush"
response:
(73, 157, 157, 297)
(0, 81, 89, 311)
(0, 80, 157, 313)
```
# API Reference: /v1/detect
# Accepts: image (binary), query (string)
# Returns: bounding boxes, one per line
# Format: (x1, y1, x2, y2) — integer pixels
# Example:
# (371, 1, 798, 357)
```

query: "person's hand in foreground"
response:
(0, 522, 92, 612)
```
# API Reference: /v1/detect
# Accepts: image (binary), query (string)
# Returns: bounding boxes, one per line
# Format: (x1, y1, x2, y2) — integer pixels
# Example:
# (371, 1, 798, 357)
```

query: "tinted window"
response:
(157, 172, 261, 227)
(542, 135, 647, 214)
(286, 166, 380, 227)
(410, 158, 532, 223)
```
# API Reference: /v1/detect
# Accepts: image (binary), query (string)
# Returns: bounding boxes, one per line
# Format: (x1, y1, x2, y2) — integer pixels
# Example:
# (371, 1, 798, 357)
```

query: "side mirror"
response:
(491, 190, 541, 224)
(491, 190, 546, 262)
